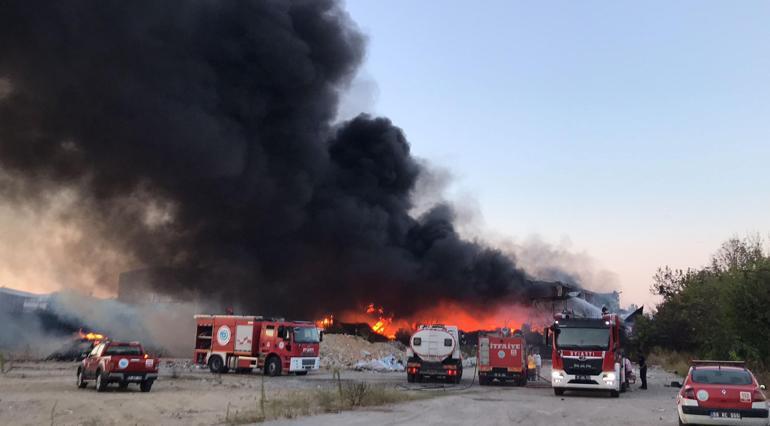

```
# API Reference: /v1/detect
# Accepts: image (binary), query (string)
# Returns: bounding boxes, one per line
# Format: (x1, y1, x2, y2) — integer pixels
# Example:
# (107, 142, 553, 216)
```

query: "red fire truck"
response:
(549, 312, 628, 397)
(477, 328, 527, 386)
(193, 315, 321, 376)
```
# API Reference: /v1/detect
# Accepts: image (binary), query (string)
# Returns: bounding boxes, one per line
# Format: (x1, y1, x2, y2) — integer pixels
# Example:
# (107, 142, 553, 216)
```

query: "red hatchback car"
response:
(677, 360, 768, 425)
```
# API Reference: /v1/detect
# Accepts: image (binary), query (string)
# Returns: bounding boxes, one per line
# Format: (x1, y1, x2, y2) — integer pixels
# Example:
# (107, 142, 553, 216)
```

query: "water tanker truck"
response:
(406, 324, 463, 384)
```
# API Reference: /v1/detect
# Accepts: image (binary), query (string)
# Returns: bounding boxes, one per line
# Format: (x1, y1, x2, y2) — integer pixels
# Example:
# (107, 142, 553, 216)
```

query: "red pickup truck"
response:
(76, 341, 159, 392)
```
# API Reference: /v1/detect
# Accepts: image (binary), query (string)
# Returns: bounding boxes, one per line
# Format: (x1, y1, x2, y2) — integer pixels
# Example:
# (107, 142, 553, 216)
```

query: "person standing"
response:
(534, 351, 542, 381)
(639, 354, 647, 389)
(527, 352, 536, 381)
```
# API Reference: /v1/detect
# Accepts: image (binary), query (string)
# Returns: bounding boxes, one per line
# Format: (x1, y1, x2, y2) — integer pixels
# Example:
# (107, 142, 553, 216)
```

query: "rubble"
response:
(320, 334, 405, 371)
(354, 354, 404, 372)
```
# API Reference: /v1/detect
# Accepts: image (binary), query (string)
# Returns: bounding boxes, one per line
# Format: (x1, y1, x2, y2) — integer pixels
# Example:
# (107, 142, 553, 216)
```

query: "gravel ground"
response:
(0, 358, 683, 426)
(269, 363, 685, 426)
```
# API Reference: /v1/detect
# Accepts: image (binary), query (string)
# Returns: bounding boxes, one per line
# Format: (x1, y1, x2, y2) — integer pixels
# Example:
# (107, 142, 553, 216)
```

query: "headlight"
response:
(604, 372, 616, 381)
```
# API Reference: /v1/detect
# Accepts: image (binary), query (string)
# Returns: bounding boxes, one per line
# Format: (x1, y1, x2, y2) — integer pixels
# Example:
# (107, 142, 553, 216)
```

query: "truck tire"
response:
(76, 368, 88, 389)
(140, 380, 153, 392)
(95, 370, 108, 392)
(208, 355, 226, 374)
(265, 356, 281, 377)
(407, 373, 415, 383)
(554, 387, 565, 396)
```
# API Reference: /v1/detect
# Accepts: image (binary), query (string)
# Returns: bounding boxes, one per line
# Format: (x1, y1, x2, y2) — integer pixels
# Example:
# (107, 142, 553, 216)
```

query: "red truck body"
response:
(193, 315, 321, 376)
(76, 341, 159, 392)
(550, 312, 627, 397)
(477, 329, 527, 386)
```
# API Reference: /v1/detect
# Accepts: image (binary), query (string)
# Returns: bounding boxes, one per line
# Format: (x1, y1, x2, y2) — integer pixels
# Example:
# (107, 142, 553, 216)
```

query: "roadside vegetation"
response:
(634, 236, 770, 384)
(224, 372, 437, 424)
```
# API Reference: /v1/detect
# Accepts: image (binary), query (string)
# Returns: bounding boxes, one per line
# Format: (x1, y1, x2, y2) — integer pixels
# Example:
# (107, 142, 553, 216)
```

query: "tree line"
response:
(634, 236, 770, 373)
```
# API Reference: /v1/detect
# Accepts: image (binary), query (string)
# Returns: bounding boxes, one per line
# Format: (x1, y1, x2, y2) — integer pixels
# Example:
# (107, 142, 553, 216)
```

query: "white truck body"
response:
(406, 325, 463, 383)
(407, 325, 461, 361)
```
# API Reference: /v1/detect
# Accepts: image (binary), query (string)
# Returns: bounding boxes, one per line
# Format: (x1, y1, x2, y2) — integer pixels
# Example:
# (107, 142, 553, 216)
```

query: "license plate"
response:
(576, 375, 590, 381)
(127, 375, 143, 381)
(710, 412, 740, 419)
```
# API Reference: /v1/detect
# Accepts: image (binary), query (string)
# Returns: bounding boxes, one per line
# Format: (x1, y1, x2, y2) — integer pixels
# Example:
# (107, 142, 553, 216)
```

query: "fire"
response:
(77, 329, 106, 343)
(316, 315, 334, 330)
(319, 301, 533, 340)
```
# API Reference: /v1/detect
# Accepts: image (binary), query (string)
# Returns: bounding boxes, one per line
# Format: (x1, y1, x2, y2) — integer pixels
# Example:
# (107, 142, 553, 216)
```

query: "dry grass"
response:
(224, 383, 426, 424)
(647, 348, 693, 377)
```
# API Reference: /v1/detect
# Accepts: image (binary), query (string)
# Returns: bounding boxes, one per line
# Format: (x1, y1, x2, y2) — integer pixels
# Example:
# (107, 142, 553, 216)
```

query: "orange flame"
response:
(316, 315, 334, 330)
(320, 301, 533, 340)
(77, 329, 106, 342)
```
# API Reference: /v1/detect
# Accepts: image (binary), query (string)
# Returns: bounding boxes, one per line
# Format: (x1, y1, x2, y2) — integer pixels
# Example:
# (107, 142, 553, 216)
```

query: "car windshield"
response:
(103, 345, 142, 356)
(294, 327, 320, 343)
(692, 369, 753, 385)
(555, 327, 610, 350)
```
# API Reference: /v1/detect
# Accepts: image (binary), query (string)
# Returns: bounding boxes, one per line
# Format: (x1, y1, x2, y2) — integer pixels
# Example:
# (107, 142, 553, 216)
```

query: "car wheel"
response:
(208, 355, 225, 374)
(554, 387, 565, 396)
(77, 369, 87, 389)
(95, 370, 108, 392)
(265, 356, 281, 377)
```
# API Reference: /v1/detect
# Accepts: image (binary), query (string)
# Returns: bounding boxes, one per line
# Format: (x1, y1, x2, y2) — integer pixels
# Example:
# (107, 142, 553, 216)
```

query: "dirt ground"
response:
(270, 364, 685, 426)
(0, 360, 683, 425)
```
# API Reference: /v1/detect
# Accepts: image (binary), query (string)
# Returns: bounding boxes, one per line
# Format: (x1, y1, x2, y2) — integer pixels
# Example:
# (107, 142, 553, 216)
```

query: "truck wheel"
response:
(95, 370, 108, 392)
(407, 373, 415, 383)
(140, 380, 153, 392)
(554, 387, 565, 396)
(76, 369, 87, 389)
(265, 356, 281, 377)
(208, 355, 225, 374)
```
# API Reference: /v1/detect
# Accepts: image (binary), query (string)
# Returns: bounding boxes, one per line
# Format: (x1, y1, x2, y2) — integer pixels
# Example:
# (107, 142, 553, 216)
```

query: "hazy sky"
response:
(343, 0, 770, 308)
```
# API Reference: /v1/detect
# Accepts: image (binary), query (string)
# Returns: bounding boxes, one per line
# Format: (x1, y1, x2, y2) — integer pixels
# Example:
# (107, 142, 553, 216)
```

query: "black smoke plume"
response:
(0, 0, 533, 317)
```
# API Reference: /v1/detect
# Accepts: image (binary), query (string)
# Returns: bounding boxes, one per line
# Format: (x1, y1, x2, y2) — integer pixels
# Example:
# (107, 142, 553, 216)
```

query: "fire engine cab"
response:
(549, 312, 628, 397)
(193, 315, 321, 376)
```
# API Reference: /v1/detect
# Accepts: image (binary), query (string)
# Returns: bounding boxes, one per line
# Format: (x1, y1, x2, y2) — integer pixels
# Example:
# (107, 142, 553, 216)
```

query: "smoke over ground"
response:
(1, 0, 545, 319)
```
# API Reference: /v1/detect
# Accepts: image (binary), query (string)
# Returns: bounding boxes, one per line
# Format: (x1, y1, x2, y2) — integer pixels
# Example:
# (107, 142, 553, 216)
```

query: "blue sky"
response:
(343, 0, 770, 307)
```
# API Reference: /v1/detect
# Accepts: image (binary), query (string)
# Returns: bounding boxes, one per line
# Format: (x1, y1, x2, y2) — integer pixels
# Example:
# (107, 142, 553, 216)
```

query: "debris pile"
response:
(320, 334, 405, 371)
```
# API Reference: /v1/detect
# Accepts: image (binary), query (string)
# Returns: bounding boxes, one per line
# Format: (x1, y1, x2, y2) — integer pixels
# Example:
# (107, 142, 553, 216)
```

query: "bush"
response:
(342, 381, 369, 407)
